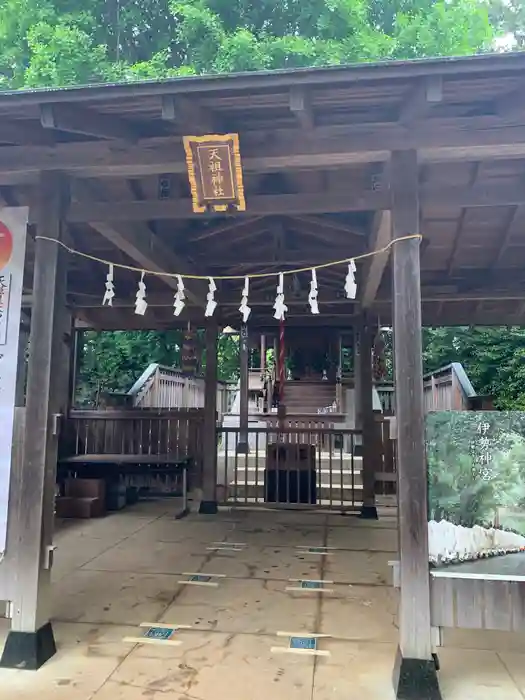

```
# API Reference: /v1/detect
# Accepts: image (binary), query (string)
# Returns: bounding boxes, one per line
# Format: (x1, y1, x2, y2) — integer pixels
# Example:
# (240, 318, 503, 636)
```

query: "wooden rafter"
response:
(289, 86, 313, 130)
(74, 180, 205, 305)
(190, 217, 266, 242)
(289, 215, 366, 237)
(491, 203, 525, 270)
(361, 210, 391, 308)
(446, 162, 479, 275)
(41, 104, 138, 141)
(161, 95, 217, 134)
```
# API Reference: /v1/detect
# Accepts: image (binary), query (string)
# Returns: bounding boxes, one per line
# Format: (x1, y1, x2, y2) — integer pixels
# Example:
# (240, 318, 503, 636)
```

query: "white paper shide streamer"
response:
(273, 272, 287, 321)
(173, 274, 186, 316)
(205, 277, 217, 317)
(308, 268, 319, 315)
(239, 276, 251, 322)
(102, 263, 115, 306)
(135, 271, 148, 316)
(345, 260, 357, 299)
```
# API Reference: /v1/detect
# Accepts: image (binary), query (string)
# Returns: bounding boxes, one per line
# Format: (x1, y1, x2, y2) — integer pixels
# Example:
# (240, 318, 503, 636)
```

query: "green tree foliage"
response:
(490, 0, 525, 48)
(1, 0, 514, 402)
(0, 0, 496, 89)
(76, 329, 240, 405)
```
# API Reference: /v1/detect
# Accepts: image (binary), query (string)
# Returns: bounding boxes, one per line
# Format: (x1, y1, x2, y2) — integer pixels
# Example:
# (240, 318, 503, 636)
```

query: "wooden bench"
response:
(58, 454, 192, 517)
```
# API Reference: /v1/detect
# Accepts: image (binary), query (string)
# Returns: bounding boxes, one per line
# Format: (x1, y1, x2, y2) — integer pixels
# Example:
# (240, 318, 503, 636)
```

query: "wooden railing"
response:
(374, 414, 396, 498)
(60, 408, 205, 471)
(128, 363, 234, 418)
(217, 425, 363, 509)
(259, 413, 346, 448)
(374, 363, 476, 415)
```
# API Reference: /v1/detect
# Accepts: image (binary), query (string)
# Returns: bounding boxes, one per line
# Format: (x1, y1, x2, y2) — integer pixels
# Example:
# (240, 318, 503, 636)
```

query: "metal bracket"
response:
(51, 413, 63, 436)
(388, 416, 397, 440)
(431, 626, 443, 650)
(44, 545, 57, 570)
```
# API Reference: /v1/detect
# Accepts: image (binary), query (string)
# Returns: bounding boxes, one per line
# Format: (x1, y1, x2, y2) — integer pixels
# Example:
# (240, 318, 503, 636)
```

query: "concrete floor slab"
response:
(1, 501, 524, 700)
(324, 550, 392, 585)
(200, 545, 323, 580)
(52, 570, 183, 625)
(82, 540, 208, 575)
(438, 648, 524, 699)
(160, 577, 318, 634)
(312, 640, 397, 699)
(326, 525, 398, 552)
(93, 631, 315, 700)
(319, 584, 399, 642)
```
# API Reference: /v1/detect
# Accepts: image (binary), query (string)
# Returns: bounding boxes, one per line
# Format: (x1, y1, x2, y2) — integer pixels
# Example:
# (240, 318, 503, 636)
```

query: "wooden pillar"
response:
(15, 314, 30, 407)
(199, 322, 218, 514)
(391, 150, 441, 699)
(336, 333, 343, 411)
(358, 313, 377, 519)
(0, 173, 69, 670)
(237, 323, 249, 454)
(68, 325, 81, 410)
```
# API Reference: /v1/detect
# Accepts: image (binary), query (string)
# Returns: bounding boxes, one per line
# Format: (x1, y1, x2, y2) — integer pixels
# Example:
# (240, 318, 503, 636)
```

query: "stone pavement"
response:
(1, 500, 525, 699)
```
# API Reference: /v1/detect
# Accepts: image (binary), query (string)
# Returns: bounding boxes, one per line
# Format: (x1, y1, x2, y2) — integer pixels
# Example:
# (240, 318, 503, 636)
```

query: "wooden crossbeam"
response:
(493, 85, 525, 117)
(0, 119, 54, 146)
(63, 182, 525, 224)
(66, 190, 389, 223)
(398, 76, 443, 123)
(41, 104, 138, 141)
(289, 87, 313, 130)
(5, 117, 525, 181)
(65, 285, 525, 310)
(361, 210, 391, 308)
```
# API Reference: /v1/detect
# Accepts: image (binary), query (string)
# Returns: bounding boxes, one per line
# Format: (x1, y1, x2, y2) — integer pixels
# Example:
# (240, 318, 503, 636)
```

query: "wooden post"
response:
(391, 150, 441, 699)
(0, 173, 70, 670)
(336, 333, 343, 412)
(260, 334, 266, 375)
(237, 323, 249, 453)
(358, 313, 377, 519)
(199, 322, 218, 514)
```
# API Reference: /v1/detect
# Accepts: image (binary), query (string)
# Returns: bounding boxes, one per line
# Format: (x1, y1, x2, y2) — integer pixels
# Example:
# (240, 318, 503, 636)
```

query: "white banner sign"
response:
(0, 208, 28, 557)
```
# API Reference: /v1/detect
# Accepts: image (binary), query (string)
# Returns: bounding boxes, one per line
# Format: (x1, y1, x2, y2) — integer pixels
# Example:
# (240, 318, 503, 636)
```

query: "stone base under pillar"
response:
(199, 500, 218, 514)
(0, 621, 56, 670)
(359, 504, 378, 520)
(393, 647, 442, 700)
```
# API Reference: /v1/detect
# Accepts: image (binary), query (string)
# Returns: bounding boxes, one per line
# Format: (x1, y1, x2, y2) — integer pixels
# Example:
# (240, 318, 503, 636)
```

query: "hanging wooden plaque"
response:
(181, 330, 198, 375)
(183, 134, 246, 214)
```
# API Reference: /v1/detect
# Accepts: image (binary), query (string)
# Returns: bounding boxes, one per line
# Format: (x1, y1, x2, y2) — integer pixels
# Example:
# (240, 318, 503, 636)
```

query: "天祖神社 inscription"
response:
(183, 134, 246, 214)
